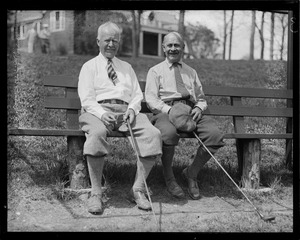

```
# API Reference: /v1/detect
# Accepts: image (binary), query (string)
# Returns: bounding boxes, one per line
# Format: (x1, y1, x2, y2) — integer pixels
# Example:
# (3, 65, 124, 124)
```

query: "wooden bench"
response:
(8, 75, 293, 189)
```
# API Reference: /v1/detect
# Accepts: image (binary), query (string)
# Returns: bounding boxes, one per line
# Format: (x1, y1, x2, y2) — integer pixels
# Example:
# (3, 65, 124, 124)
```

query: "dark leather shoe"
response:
(166, 180, 185, 198)
(87, 193, 103, 215)
(128, 189, 152, 211)
(182, 168, 201, 200)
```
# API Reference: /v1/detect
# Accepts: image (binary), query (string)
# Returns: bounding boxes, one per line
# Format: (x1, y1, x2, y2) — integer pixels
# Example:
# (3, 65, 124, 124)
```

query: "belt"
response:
(98, 99, 128, 105)
(164, 98, 194, 108)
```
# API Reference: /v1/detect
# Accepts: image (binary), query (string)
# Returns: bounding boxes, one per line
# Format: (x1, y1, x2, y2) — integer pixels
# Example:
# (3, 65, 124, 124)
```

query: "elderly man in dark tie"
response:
(78, 21, 162, 215)
(145, 32, 224, 200)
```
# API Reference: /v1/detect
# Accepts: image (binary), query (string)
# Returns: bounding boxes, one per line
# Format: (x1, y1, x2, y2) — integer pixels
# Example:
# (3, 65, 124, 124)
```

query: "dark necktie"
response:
(107, 59, 119, 85)
(173, 62, 189, 98)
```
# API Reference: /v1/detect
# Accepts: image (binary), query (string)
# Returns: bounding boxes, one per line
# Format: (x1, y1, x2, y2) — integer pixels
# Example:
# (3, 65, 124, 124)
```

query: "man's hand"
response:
(101, 112, 117, 126)
(191, 107, 203, 122)
(123, 108, 135, 125)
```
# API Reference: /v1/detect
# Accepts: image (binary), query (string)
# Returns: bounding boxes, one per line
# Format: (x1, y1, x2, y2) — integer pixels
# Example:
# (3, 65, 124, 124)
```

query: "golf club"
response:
(193, 131, 275, 222)
(127, 119, 159, 229)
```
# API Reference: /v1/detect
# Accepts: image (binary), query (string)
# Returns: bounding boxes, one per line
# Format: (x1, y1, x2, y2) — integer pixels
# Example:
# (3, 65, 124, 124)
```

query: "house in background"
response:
(12, 10, 74, 54)
(139, 11, 178, 58)
(11, 10, 181, 57)
(11, 11, 42, 47)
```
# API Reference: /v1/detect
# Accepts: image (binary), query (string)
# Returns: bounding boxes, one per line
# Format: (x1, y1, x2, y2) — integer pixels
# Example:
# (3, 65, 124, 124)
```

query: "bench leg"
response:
(240, 139, 261, 189)
(285, 139, 293, 169)
(67, 136, 89, 189)
(285, 116, 293, 169)
(236, 139, 244, 178)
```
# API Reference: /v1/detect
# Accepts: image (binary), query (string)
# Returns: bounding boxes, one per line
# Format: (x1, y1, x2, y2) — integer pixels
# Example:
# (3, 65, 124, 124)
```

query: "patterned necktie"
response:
(173, 62, 189, 98)
(107, 59, 118, 85)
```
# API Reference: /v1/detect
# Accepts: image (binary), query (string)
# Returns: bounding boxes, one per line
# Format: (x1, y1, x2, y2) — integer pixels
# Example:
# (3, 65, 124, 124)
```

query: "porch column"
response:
(139, 30, 143, 55)
(158, 33, 162, 57)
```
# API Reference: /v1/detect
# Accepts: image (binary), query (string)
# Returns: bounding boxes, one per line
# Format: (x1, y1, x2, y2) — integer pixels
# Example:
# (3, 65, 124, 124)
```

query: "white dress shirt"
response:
(145, 59, 207, 114)
(78, 52, 143, 119)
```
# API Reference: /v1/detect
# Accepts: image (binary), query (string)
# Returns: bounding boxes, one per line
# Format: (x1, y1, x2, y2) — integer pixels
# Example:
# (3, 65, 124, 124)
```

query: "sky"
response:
(182, 10, 288, 60)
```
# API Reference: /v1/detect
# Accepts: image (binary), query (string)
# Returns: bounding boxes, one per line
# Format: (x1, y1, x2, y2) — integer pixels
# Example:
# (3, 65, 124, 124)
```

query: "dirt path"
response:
(7, 184, 293, 232)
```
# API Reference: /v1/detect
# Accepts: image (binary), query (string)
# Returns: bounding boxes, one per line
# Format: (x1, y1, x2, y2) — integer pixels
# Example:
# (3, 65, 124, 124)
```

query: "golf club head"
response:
(262, 215, 276, 222)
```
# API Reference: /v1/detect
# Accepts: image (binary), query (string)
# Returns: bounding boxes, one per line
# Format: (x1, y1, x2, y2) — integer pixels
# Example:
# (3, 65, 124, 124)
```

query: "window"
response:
(36, 22, 41, 34)
(50, 11, 65, 32)
(17, 24, 26, 39)
(143, 31, 158, 56)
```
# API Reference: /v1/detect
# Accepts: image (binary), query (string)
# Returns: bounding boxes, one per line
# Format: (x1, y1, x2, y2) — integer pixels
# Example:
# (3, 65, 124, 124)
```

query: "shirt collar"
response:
(165, 58, 183, 69)
(99, 52, 116, 65)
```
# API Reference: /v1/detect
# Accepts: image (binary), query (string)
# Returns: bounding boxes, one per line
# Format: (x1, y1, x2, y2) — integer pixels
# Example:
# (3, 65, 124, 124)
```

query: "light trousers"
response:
(79, 103, 162, 158)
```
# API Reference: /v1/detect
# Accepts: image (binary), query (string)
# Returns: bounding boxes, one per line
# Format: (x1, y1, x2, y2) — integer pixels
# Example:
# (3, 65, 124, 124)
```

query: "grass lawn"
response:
(7, 51, 293, 232)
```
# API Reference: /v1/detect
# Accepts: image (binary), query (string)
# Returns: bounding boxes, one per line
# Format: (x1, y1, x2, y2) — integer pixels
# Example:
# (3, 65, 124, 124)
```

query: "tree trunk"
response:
(136, 10, 142, 57)
(279, 15, 287, 60)
(178, 10, 185, 36)
(14, 10, 18, 46)
(249, 10, 256, 60)
(8, 11, 17, 129)
(270, 12, 275, 60)
(223, 10, 227, 60)
(280, 29, 285, 60)
(131, 10, 137, 58)
(229, 10, 234, 60)
(179, 10, 197, 59)
(259, 11, 265, 60)
(286, 12, 294, 169)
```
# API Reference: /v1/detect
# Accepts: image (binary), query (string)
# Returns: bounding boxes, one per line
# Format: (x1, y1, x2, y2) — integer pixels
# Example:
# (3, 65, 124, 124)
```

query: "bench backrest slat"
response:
(205, 105, 293, 117)
(44, 75, 78, 88)
(44, 78, 293, 118)
(45, 97, 81, 109)
(203, 86, 293, 99)
(138, 81, 293, 99)
(45, 79, 293, 100)
(45, 97, 293, 117)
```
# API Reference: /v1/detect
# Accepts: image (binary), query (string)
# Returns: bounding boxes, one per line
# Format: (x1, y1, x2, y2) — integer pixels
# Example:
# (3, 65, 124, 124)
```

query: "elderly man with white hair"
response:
(78, 21, 162, 215)
(145, 31, 224, 200)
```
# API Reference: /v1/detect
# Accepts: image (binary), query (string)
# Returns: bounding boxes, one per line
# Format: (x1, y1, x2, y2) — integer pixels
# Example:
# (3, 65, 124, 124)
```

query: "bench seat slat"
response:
(177, 133, 292, 139)
(8, 128, 85, 136)
(223, 133, 293, 139)
(8, 128, 293, 139)
(8, 128, 124, 137)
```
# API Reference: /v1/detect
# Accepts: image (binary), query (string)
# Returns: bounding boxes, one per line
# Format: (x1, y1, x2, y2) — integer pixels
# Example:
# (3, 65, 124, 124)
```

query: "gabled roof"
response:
(16, 10, 44, 23)
(153, 11, 178, 24)
(143, 11, 178, 24)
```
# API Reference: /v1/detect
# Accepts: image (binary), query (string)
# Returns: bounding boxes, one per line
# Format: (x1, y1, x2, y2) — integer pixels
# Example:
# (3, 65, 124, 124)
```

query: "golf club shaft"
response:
(192, 131, 264, 219)
(127, 119, 159, 228)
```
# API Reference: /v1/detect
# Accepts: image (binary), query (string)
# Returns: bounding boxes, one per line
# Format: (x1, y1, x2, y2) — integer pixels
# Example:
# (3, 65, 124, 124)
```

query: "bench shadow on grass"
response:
(10, 141, 293, 221)
(53, 161, 292, 220)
